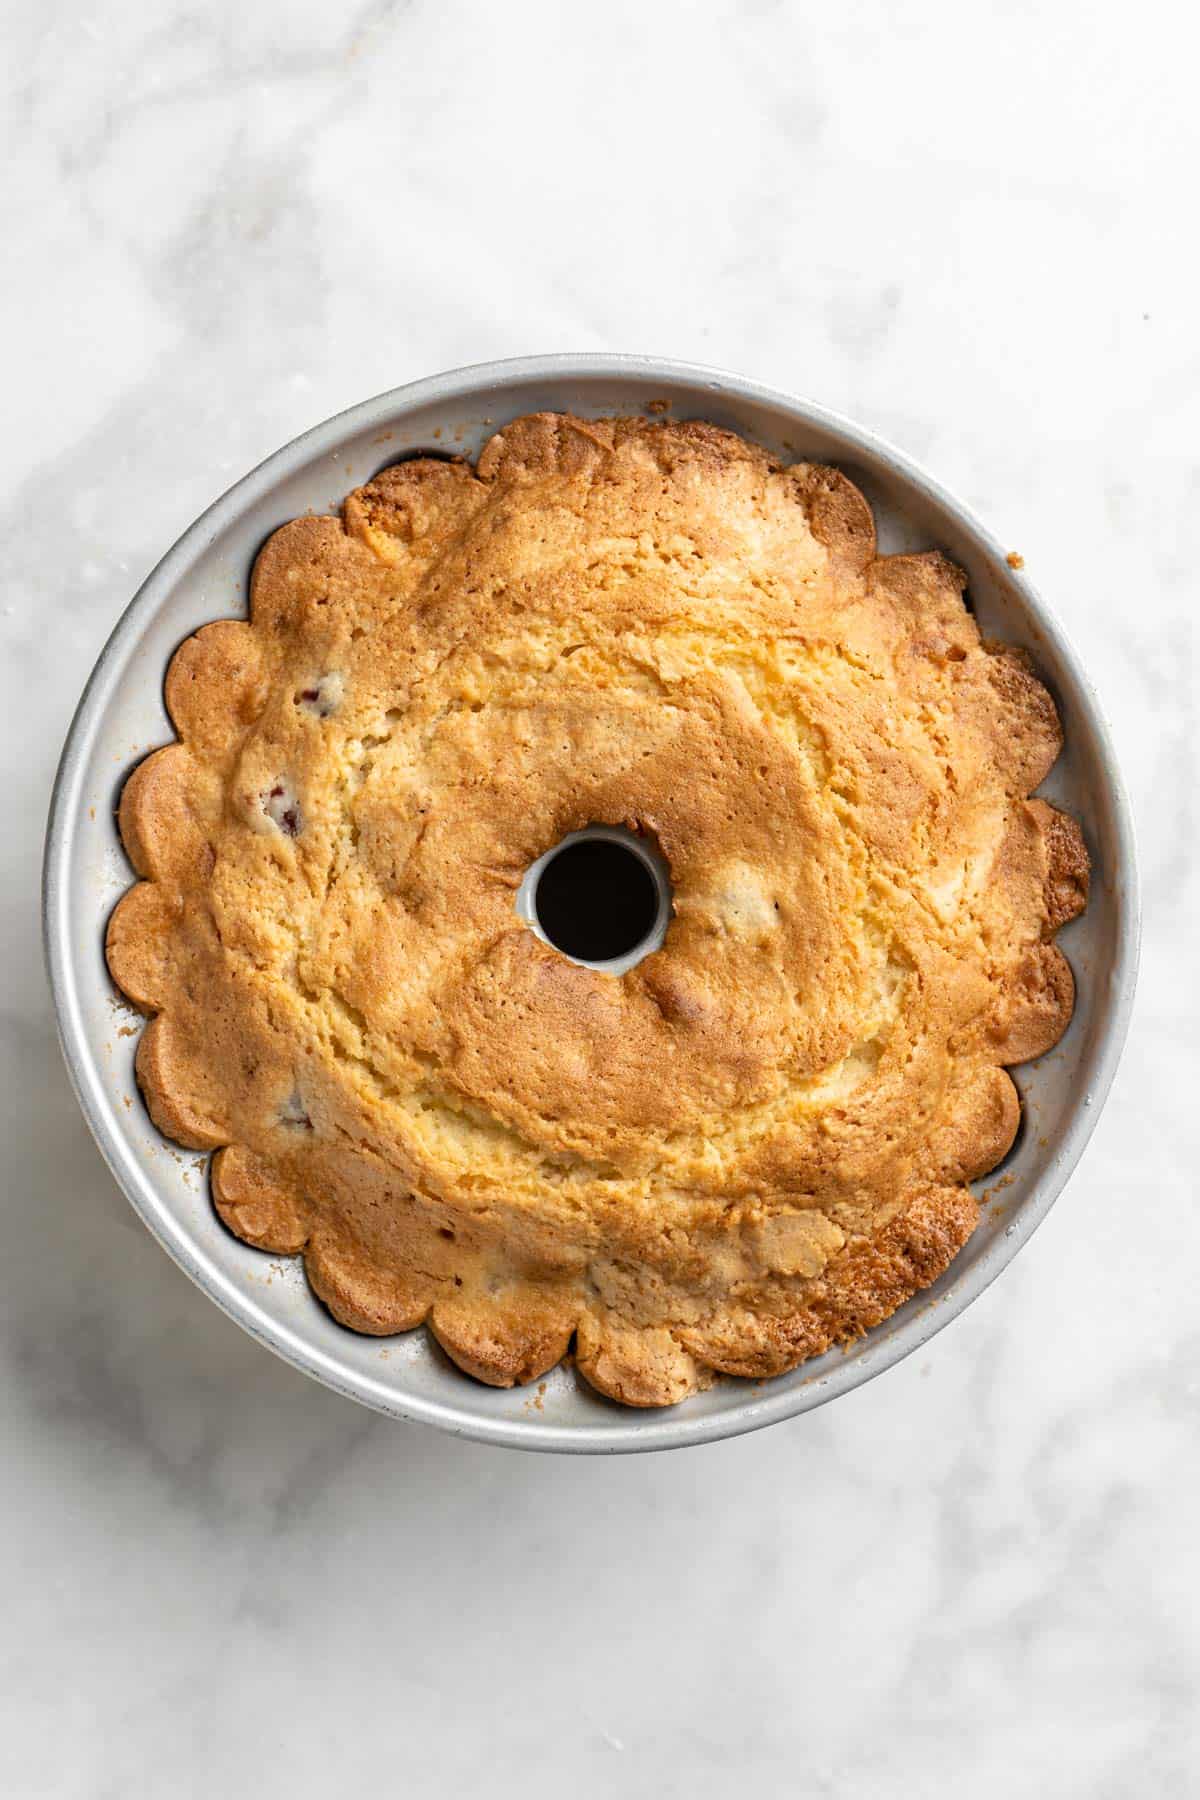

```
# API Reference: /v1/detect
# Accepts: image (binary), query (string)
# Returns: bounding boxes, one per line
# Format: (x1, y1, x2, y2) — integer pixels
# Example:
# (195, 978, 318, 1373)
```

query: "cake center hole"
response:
(535, 838, 658, 963)
(516, 826, 672, 971)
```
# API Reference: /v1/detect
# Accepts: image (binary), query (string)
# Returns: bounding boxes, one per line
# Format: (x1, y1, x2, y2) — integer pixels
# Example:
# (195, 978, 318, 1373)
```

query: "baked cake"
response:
(106, 413, 1089, 1406)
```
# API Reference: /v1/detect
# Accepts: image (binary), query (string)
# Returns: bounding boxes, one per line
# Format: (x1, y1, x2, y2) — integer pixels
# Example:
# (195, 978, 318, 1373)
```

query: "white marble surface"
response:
(3, 1, 1197, 1792)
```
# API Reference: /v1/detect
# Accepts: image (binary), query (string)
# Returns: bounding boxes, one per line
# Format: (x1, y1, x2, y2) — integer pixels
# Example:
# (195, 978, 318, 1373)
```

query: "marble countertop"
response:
(4, 1, 1196, 1793)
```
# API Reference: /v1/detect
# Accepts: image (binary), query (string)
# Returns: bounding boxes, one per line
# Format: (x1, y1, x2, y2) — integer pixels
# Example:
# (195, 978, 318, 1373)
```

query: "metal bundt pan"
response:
(43, 356, 1139, 1452)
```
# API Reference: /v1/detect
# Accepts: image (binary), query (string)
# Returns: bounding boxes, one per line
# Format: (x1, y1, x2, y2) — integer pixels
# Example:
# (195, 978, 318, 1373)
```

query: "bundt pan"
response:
(43, 356, 1138, 1453)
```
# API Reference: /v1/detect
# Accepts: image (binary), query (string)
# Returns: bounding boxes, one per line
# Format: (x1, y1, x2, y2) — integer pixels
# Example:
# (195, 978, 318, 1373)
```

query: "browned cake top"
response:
(107, 413, 1088, 1406)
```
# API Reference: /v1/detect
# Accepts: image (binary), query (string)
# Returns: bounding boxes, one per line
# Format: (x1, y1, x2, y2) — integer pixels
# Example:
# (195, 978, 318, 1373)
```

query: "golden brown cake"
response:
(107, 413, 1089, 1406)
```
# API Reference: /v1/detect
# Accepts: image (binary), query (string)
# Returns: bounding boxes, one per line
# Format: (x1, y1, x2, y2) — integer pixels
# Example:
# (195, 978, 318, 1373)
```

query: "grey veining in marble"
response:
(3, 1, 1197, 1793)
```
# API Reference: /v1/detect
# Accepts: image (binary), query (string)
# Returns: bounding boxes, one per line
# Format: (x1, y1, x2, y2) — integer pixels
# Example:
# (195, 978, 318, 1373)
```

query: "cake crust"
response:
(107, 413, 1088, 1405)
